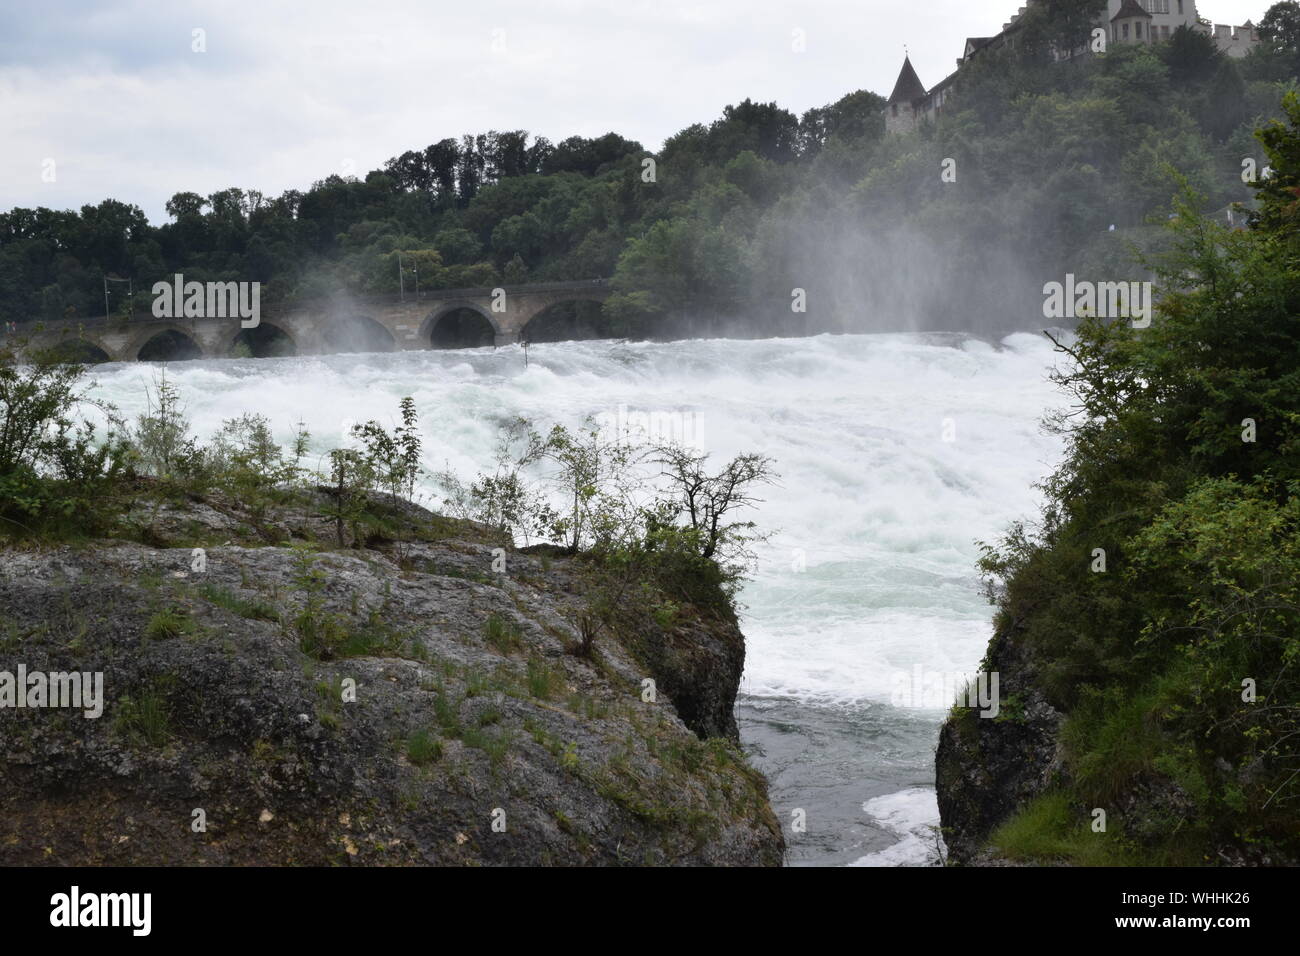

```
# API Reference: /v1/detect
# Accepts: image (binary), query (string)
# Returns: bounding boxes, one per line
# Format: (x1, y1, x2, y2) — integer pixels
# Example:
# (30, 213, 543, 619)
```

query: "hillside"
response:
(3, 5, 1296, 342)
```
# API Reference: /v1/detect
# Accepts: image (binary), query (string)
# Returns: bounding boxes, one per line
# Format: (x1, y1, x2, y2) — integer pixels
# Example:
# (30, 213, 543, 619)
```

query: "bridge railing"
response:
(11, 278, 612, 330)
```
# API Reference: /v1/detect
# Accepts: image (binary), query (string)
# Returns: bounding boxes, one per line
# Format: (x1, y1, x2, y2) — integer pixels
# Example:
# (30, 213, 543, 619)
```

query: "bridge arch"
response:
(421, 302, 500, 349)
(520, 299, 619, 344)
(228, 322, 297, 358)
(46, 337, 114, 365)
(133, 326, 205, 362)
(321, 314, 397, 354)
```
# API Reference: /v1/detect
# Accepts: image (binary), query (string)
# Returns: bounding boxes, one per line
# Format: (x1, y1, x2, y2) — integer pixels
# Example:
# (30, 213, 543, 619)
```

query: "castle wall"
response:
(1197, 21, 1261, 58)
(884, 1, 1262, 136)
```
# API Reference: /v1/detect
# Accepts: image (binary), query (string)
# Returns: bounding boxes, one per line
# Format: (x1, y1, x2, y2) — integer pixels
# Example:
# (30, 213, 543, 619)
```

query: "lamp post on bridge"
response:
(397, 253, 419, 303)
(103, 276, 134, 321)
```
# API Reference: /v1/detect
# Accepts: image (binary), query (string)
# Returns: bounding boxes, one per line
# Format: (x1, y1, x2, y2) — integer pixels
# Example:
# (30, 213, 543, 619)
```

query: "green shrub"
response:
(145, 606, 195, 639)
(114, 682, 173, 747)
(484, 612, 523, 654)
(406, 729, 442, 766)
(0, 346, 127, 539)
(991, 793, 1135, 866)
(526, 657, 562, 700)
(198, 583, 279, 622)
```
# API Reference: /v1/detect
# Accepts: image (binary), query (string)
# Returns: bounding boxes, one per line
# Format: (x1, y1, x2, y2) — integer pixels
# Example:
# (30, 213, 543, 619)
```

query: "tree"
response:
(1160, 24, 1222, 85)
(0, 343, 125, 536)
(541, 134, 643, 176)
(384, 150, 433, 192)
(652, 444, 775, 564)
(424, 138, 460, 199)
(131, 373, 197, 478)
(1205, 59, 1249, 141)
(502, 252, 529, 283)
(165, 191, 208, 220)
(351, 396, 423, 503)
(541, 418, 639, 553)
(1260, 0, 1300, 73)
(433, 227, 482, 265)
(435, 417, 556, 543)
(456, 134, 487, 202)
(706, 99, 801, 164)
(1251, 89, 1300, 238)
(799, 90, 886, 154)
(483, 130, 532, 179)
(1016, 0, 1108, 61)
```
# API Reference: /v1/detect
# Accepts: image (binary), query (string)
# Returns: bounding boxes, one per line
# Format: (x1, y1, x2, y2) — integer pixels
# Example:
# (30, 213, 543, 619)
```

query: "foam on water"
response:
(848, 788, 944, 867)
(86, 331, 1063, 864)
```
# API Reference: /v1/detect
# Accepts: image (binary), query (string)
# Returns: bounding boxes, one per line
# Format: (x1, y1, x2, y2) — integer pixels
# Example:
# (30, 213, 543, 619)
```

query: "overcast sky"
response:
(0, 0, 1260, 222)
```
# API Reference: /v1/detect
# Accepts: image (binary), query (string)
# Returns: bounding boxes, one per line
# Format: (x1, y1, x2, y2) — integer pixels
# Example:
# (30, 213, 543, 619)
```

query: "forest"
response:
(2, 2, 1299, 343)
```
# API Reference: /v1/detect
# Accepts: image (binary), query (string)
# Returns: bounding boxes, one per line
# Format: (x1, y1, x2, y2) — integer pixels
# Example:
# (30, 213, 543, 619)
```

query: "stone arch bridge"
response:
(12, 280, 612, 362)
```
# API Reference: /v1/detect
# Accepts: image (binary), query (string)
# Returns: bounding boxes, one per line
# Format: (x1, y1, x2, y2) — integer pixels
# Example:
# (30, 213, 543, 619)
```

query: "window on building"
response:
(1178, 0, 1184, 13)
(1136, 22, 1143, 40)
(1123, 23, 1130, 40)
(1146, 0, 1169, 13)
(1162, 25, 1170, 39)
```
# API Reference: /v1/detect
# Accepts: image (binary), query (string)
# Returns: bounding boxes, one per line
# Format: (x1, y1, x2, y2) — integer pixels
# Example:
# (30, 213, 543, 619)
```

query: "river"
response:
(86, 330, 1064, 866)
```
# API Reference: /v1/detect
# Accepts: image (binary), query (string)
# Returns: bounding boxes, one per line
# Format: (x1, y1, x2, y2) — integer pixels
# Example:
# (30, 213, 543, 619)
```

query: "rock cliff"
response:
(0, 487, 783, 865)
(934, 620, 1063, 865)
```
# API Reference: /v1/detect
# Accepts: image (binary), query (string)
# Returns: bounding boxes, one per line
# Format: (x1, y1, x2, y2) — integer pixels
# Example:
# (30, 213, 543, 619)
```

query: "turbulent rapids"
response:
(86, 330, 1064, 865)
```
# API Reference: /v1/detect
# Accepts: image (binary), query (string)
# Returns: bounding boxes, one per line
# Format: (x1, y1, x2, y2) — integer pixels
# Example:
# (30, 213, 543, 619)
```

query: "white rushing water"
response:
(87, 331, 1064, 865)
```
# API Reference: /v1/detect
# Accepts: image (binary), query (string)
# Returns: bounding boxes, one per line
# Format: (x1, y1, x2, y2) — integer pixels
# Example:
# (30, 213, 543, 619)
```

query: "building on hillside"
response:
(1110, 0, 1196, 45)
(884, 0, 1262, 135)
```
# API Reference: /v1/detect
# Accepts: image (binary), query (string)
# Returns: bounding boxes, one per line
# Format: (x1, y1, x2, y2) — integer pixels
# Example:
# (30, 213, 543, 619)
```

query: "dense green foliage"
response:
(979, 93, 1300, 863)
(0, 345, 127, 537)
(3, 6, 1295, 340)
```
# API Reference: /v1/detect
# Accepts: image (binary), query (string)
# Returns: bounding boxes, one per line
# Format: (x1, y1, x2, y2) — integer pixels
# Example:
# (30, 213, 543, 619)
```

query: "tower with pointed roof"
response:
(885, 55, 930, 135)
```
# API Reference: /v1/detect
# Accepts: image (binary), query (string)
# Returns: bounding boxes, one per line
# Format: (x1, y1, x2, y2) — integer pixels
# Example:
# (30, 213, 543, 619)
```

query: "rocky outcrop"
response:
(937, 615, 1295, 867)
(934, 621, 1063, 865)
(0, 489, 783, 865)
